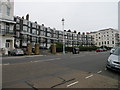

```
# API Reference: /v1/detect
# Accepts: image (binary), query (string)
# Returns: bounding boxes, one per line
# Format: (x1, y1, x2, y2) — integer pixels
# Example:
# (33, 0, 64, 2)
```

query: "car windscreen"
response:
(16, 49, 22, 51)
(113, 48, 120, 56)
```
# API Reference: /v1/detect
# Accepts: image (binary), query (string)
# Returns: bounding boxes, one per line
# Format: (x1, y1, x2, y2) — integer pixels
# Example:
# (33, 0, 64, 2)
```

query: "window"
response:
(6, 40, 10, 48)
(32, 29, 36, 35)
(16, 32, 20, 37)
(107, 41, 109, 44)
(23, 35, 27, 39)
(99, 42, 101, 46)
(16, 18, 20, 23)
(37, 30, 39, 35)
(32, 37, 36, 41)
(112, 41, 114, 44)
(47, 33, 51, 37)
(23, 20, 28, 25)
(6, 42, 10, 48)
(16, 24, 20, 30)
(6, 6, 10, 16)
(23, 26, 27, 32)
(104, 41, 106, 44)
(6, 23, 10, 32)
(28, 28, 30, 33)
(32, 23, 36, 28)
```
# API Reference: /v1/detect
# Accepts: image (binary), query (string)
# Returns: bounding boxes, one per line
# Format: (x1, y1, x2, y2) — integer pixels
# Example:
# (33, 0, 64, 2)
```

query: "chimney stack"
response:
(26, 14, 29, 20)
(22, 16, 24, 19)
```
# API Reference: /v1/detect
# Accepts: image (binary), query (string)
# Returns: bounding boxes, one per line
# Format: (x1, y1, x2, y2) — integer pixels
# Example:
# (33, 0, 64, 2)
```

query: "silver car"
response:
(106, 47, 120, 72)
(10, 49, 24, 56)
(110, 47, 118, 54)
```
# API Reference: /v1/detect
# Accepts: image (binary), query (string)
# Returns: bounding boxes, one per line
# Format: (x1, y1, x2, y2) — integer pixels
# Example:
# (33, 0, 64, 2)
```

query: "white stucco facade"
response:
(89, 28, 119, 47)
(0, 0, 15, 55)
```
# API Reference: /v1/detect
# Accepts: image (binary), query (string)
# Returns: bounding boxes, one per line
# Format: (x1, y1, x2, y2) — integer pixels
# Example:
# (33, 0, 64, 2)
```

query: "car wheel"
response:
(13, 53, 16, 56)
(106, 66, 110, 70)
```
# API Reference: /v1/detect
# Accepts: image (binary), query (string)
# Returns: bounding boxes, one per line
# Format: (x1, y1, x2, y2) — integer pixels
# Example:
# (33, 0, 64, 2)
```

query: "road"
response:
(2, 51, 120, 88)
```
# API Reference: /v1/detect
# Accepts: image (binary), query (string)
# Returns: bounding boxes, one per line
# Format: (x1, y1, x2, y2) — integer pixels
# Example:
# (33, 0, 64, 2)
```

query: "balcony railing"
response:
(0, 29, 14, 35)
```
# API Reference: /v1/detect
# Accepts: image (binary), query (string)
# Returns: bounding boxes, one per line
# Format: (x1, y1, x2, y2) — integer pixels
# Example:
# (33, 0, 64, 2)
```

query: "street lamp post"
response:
(62, 18, 65, 54)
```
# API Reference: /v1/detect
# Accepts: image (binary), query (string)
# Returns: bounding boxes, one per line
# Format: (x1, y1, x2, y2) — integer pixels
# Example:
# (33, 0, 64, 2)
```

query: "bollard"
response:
(35, 43, 40, 55)
(27, 43, 32, 55)
(51, 44, 56, 54)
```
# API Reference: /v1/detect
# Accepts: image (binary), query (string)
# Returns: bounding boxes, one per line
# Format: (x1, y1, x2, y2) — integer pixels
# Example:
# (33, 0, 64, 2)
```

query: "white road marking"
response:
(3, 63, 10, 66)
(67, 81, 79, 87)
(3, 58, 61, 66)
(89, 54, 97, 56)
(2, 55, 44, 60)
(97, 71, 102, 73)
(105, 68, 107, 70)
(31, 58, 61, 63)
(34, 61, 39, 62)
(85, 75, 93, 79)
(71, 55, 85, 58)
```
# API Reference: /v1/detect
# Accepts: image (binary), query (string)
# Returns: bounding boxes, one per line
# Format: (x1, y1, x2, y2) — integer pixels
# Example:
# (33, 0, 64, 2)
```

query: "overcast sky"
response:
(14, 0, 119, 33)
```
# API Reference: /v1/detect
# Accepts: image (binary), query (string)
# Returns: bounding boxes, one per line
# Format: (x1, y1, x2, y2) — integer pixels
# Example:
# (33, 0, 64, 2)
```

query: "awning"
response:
(0, 18, 16, 24)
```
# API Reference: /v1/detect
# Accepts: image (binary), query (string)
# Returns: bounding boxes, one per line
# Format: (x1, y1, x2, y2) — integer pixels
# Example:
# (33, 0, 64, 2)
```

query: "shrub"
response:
(56, 42, 63, 52)
(79, 46, 98, 51)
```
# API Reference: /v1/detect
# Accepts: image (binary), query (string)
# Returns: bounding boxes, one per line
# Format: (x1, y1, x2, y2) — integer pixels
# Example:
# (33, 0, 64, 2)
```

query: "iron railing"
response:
(0, 29, 14, 35)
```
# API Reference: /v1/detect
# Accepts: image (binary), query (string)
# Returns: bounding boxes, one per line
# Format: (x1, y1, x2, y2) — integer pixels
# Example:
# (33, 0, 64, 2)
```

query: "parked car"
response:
(9, 49, 24, 56)
(110, 47, 118, 55)
(106, 47, 120, 72)
(96, 48, 104, 52)
(102, 48, 107, 51)
(72, 48, 80, 54)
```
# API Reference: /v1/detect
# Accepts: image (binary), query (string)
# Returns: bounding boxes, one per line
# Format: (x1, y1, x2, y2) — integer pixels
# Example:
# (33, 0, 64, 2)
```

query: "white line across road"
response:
(3, 58, 61, 66)
(67, 81, 79, 87)
(2, 55, 44, 60)
(71, 55, 85, 59)
(105, 68, 107, 71)
(97, 71, 102, 74)
(85, 75, 93, 79)
(3, 63, 10, 66)
(32, 58, 61, 63)
(89, 54, 97, 56)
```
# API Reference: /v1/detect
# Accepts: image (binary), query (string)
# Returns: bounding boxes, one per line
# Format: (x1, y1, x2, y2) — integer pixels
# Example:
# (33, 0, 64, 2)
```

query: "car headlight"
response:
(108, 59, 113, 64)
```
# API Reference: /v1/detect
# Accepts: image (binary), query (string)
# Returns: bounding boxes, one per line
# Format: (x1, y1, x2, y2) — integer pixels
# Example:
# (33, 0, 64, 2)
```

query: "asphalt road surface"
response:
(2, 51, 120, 88)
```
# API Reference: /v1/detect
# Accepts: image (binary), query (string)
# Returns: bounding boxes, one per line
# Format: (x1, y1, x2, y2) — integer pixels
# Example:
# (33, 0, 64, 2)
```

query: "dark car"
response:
(9, 49, 24, 56)
(72, 48, 79, 54)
